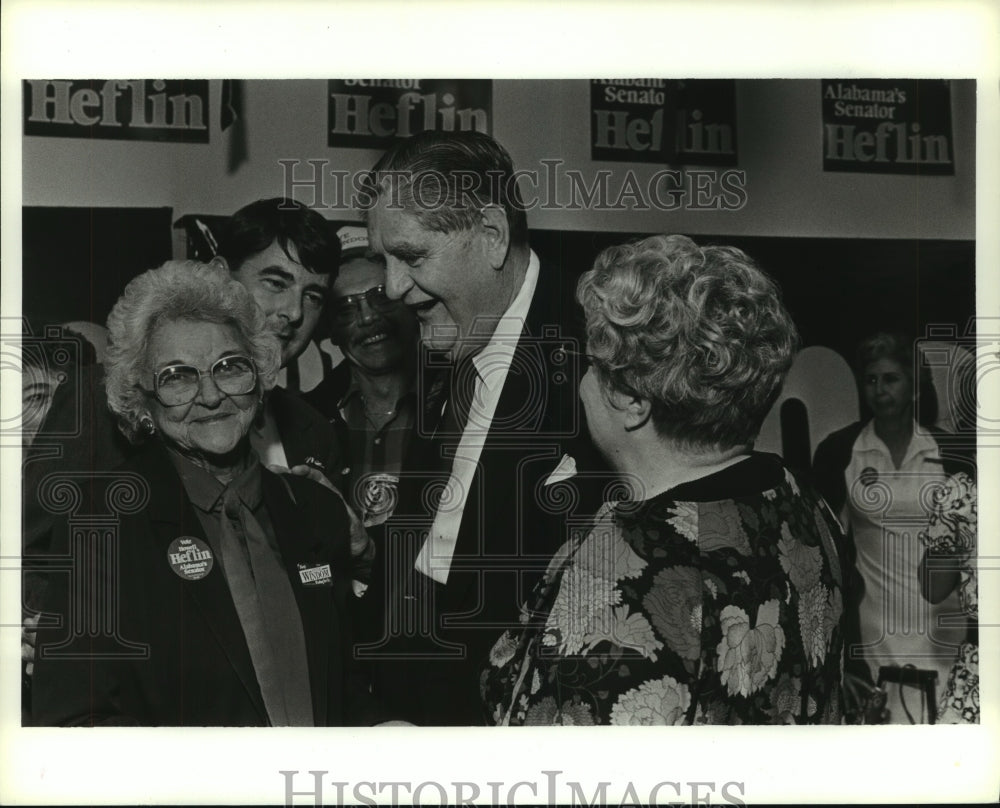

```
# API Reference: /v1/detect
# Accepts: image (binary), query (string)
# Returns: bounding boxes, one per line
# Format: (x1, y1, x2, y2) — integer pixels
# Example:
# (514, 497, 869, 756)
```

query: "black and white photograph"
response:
(2, 2, 998, 805)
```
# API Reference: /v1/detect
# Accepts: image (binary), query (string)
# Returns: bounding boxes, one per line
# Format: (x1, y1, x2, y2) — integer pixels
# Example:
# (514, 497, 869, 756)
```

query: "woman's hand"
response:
(273, 463, 336, 492)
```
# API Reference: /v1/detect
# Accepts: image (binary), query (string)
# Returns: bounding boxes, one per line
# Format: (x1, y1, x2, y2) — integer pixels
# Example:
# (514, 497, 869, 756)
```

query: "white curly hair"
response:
(104, 260, 280, 443)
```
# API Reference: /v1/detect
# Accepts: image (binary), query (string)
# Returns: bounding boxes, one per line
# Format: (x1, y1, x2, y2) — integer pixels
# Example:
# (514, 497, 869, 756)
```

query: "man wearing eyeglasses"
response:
(304, 226, 419, 530)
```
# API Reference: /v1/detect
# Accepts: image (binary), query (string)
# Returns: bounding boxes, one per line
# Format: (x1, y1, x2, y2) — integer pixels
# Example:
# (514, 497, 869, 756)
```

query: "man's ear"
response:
(209, 255, 230, 272)
(478, 204, 511, 270)
(622, 394, 653, 432)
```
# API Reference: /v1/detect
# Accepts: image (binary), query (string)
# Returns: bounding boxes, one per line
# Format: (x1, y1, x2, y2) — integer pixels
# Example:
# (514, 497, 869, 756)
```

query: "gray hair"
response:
(577, 235, 799, 451)
(855, 331, 916, 380)
(104, 260, 280, 443)
(362, 130, 529, 246)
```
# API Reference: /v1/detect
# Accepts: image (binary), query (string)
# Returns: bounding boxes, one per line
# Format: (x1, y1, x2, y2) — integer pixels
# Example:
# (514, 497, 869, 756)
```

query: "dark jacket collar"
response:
(121, 440, 330, 724)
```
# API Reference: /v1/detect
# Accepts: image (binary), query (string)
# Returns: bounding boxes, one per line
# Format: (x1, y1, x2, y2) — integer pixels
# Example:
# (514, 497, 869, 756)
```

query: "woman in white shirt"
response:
(813, 332, 970, 723)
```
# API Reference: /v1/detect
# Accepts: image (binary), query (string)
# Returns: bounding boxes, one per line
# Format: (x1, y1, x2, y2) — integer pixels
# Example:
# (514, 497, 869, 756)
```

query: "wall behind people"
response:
(20, 79, 976, 460)
(22, 79, 975, 241)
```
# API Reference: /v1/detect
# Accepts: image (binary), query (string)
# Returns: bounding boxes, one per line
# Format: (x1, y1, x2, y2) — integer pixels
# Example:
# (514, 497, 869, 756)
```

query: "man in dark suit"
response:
(360, 130, 604, 724)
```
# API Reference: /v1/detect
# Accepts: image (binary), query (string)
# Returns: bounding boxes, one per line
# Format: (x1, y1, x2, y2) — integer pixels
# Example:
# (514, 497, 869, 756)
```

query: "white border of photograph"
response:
(2, 1, 998, 805)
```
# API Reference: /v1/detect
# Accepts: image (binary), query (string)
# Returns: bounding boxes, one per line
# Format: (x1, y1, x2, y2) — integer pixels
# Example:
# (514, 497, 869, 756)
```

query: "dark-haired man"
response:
(218, 197, 335, 369)
(361, 130, 603, 724)
(214, 197, 343, 477)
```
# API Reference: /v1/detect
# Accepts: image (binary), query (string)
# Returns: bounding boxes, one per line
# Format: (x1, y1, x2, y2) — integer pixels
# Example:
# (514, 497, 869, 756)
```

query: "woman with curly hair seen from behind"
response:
(482, 235, 845, 725)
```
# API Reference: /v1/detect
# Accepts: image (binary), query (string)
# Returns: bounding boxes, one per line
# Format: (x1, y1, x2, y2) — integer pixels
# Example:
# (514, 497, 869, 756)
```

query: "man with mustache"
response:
(304, 225, 419, 530)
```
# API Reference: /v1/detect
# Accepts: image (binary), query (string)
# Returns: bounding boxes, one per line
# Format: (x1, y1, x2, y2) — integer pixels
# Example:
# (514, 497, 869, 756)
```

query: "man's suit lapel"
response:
(136, 445, 268, 723)
(269, 387, 309, 465)
(441, 260, 576, 608)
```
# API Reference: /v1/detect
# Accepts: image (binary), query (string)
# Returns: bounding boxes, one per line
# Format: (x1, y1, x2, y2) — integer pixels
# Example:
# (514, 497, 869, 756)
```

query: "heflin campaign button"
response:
(167, 536, 214, 581)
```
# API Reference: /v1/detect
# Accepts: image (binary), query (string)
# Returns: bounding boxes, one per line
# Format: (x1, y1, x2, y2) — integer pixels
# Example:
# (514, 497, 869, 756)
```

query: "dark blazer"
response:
(30, 442, 384, 726)
(269, 384, 347, 481)
(24, 369, 344, 565)
(359, 258, 611, 725)
(300, 358, 353, 423)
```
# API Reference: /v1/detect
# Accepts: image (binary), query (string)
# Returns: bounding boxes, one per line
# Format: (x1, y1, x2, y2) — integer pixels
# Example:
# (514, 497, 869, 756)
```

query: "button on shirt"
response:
(414, 250, 540, 584)
(338, 379, 417, 528)
(168, 450, 314, 726)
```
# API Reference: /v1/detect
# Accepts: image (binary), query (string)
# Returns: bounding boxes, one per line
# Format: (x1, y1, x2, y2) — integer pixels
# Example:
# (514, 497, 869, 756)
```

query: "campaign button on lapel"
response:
(167, 536, 214, 581)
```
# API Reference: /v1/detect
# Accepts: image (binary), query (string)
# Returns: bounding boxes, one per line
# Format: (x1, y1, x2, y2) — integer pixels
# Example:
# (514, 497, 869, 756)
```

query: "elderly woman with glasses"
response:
(31, 261, 389, 726)
(482, 235, 845, 725)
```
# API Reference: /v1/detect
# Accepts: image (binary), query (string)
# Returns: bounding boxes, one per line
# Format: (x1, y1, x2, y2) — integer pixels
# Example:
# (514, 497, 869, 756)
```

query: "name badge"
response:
(298, 563, 333, 587)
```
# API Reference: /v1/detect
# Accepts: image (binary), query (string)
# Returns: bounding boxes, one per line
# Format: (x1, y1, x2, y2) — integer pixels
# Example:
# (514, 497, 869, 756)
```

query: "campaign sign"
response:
(328, 79, 492, 149)
(590, 79, 737, 166)
(24, 80, 210, 143)
(822, 79, 954, 175)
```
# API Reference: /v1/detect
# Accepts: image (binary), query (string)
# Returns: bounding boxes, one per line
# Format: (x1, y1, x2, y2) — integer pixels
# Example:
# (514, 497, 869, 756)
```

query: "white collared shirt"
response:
(844, 420, 964, 693)
(414, 250, 541, 584)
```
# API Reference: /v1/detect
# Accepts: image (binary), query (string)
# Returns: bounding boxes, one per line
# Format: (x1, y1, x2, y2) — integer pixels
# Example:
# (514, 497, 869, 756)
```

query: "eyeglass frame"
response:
(147, 354, 259, 407)
(329, 284, 397, 321)
(563, 347, 601, 371)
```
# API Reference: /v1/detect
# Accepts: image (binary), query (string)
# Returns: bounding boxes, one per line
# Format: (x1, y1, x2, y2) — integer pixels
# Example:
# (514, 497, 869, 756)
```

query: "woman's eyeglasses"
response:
(151, 355, 257, 407)
(330, 284, 397, 322)
(563, 348, 600, 371)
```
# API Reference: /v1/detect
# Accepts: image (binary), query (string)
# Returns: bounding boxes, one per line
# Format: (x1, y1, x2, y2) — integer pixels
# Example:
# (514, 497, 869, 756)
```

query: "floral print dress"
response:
(919, 472, 978, 724)
(481, 455, 845, 725)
